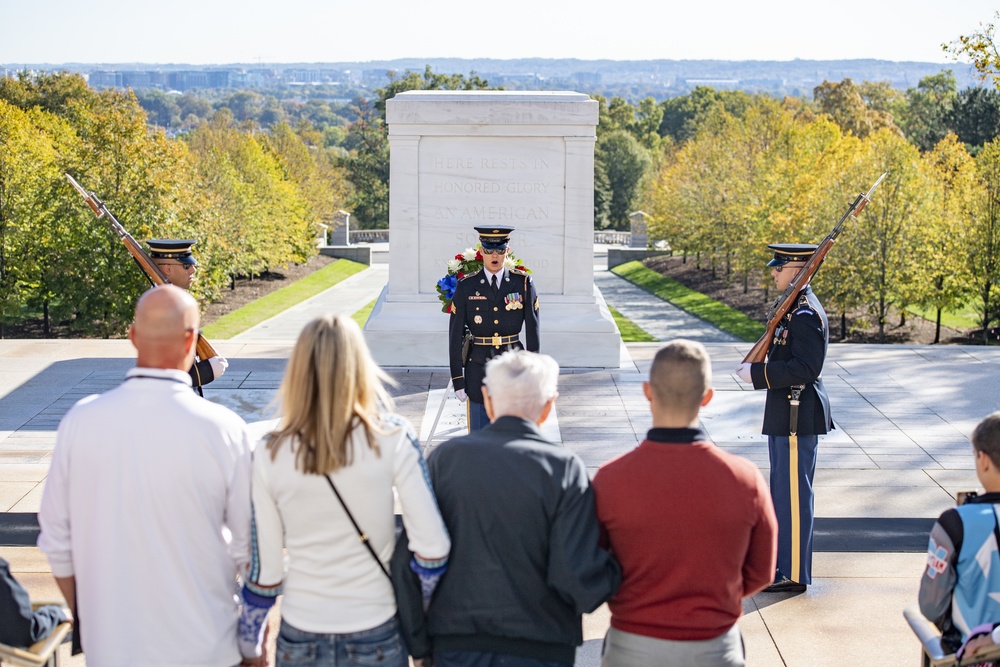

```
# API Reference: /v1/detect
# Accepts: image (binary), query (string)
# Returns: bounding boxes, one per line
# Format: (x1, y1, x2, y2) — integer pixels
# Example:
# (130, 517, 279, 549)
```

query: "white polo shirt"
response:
(38, 367, 253, 667)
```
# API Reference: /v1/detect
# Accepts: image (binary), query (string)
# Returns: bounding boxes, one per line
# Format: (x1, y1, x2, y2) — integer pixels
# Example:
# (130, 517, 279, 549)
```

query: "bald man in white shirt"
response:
(38, 285, 253, 667)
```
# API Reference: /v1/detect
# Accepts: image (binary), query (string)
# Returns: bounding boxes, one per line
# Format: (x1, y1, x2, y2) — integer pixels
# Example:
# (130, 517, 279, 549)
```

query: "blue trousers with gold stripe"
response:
(768, 434, 818, 585)
(467, 400, 490, 432)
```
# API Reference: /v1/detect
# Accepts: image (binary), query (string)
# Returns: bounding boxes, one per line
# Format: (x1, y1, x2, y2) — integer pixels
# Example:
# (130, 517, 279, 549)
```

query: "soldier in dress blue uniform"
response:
(735, 243, 833, 593)
(147, 239, 228, 396)
(449, 226, 540, 432)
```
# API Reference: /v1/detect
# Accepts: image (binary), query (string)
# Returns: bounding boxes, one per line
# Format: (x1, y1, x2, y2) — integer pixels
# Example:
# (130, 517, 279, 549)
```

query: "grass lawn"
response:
(202, 259, 367, 339)
(907, 304, 982, 331)
(611, 261, 764, 343)
(352, 299, 377, 329)
(608, 305, 658, 342)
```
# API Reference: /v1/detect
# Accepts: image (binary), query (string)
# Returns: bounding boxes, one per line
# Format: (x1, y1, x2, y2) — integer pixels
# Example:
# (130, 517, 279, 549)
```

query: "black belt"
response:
(473, 334, 519, 347)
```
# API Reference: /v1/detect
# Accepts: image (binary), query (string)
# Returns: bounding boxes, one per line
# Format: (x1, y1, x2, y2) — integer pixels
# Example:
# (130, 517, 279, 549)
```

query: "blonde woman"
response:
(237, 314, 450, 667)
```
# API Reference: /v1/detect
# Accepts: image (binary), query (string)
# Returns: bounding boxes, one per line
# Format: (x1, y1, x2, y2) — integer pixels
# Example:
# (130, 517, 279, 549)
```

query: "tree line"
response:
(7, 31, 1000, 341)
(0, 72, 350, 337)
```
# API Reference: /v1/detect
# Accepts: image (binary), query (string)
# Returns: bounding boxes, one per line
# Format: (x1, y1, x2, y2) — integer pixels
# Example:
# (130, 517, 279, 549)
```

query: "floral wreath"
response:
(435, 245, 530, 314)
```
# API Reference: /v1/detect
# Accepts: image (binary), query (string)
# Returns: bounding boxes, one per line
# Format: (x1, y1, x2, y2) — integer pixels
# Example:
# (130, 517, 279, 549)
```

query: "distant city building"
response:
(684, 79, 740, 87)
(573, 71, 601, 86)
(361, 69, 392, 86)
(3, 58, 981, 101)
(89, 70, 124, 88)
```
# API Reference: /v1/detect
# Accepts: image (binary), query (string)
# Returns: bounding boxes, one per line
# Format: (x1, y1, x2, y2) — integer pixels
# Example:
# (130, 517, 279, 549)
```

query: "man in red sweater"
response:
(593, 339, 778, 667)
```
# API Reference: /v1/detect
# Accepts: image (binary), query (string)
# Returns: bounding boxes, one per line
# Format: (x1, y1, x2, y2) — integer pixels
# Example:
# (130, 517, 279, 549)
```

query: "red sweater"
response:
(593, 427, 777, 641)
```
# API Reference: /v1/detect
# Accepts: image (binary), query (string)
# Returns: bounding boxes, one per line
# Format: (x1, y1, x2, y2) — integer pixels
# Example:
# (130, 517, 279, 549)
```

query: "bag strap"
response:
(324, 475, 391, 580)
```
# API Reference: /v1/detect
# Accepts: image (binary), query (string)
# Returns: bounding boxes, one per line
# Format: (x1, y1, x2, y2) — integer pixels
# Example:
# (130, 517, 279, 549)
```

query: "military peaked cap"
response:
(766, 243, 817, 267)
(147, 239, 198, 266)
(474, 226, 514, 251)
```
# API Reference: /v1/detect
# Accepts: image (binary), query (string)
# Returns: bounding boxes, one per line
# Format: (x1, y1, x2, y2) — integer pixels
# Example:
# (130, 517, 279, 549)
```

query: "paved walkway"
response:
(2, 248, 999, 665)
(230, 263, 388, 342)
(593, 269, 740, 342)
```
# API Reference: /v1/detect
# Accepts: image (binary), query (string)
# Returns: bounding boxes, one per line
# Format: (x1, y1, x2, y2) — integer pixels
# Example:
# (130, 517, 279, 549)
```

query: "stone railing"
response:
(341, 229, 634, 246)
(349, 229, 390, 243)
(594, 230, 631, 245)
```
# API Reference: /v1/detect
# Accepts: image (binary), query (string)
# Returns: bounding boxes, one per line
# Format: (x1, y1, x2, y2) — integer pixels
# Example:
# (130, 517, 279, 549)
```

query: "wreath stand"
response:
(422, 379, 467, 453)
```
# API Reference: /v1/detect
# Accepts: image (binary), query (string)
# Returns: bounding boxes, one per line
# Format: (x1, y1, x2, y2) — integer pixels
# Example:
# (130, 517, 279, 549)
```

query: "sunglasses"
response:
(159, 262, 196, 271)
(774, 263, 805, 273)
(482, 248, 507, 256)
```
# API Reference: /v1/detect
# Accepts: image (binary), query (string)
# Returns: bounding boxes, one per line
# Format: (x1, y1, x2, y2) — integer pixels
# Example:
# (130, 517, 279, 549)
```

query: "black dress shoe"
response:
(764, 577, 807, 593)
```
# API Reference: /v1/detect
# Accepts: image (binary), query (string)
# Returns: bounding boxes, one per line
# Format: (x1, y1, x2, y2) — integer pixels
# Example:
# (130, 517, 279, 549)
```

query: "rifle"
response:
(65, 173, 219, 362)
(742, 172, 888, 364)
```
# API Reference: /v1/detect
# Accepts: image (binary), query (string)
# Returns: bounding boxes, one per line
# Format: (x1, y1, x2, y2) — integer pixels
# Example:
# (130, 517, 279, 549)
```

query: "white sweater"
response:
(248, 415, 450, 633)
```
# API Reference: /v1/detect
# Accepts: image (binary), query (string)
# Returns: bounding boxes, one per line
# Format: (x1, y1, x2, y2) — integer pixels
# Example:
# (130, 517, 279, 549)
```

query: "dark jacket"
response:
(409, 416, 620, 663)
(750, 286, 833, 436)
(448, 269, 540, 402)
(0, 557, 67, 648)
(188, 358, 215, 394)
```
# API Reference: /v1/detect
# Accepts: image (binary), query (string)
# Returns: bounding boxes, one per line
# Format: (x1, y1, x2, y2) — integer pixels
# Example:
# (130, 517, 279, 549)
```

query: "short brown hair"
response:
(648, 339, 711, 414)
(972, 412, 1000, 467)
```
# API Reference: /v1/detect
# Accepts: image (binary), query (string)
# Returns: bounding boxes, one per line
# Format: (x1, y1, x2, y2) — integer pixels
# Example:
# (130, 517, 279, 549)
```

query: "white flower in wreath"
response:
(447, 258, 463, 273)
(462, 248, 478, 261)
(503, 256, 517, 271)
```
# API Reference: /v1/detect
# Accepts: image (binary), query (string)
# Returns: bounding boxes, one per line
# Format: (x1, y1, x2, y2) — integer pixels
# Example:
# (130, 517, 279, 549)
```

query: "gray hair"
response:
(483, 350, 559, 421)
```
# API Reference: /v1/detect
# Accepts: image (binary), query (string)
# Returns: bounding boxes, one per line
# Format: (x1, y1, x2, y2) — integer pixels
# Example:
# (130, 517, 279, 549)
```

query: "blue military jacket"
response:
(449, 268, 540, 403)
(749, 286, 833, 436)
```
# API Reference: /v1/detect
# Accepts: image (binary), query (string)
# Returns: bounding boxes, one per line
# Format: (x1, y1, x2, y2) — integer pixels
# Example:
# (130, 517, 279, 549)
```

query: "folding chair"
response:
(904, 605, 1000, 667)
(0, 621, 71, 667)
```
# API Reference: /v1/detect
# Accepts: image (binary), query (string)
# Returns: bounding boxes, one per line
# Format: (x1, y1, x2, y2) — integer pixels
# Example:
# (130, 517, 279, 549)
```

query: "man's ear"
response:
(643, 381, 653, 403)
(701, 387, 714, 407)
(482, 386, 494, 422)
(537, 395, 555, 426)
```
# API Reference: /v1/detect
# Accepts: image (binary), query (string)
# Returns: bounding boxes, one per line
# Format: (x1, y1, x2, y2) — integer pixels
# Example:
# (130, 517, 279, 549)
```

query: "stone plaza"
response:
(2, 245, 1000, 665)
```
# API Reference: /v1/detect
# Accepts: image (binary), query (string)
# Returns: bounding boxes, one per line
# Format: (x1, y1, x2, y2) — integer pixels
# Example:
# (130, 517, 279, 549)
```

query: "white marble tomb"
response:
(364, 90, 620, 368)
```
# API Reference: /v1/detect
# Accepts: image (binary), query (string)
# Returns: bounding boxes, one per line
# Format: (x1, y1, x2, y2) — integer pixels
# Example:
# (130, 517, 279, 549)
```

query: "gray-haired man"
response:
(418, 350, 620, 667)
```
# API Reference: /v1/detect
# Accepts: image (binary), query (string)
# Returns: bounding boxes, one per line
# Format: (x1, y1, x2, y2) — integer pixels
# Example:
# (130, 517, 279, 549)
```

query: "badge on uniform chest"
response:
(468, 294, 488, 300)
(474, 315, 482, 324)
(504, 293, 523, 310)
(772, 325, 789, 346)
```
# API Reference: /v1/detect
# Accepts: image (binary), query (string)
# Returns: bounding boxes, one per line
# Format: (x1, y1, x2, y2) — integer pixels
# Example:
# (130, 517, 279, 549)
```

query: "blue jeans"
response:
(275, 616, 406, 667)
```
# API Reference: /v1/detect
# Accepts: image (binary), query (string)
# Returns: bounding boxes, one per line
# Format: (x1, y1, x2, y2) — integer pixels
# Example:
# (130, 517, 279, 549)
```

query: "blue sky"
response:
(1, 0, 997, 64)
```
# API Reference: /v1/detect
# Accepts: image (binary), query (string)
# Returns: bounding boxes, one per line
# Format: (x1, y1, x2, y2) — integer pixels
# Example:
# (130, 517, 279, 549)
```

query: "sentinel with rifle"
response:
(742, 171, 888, 364)
(65, 173, 227, 394)
(733, 172, 886, 594)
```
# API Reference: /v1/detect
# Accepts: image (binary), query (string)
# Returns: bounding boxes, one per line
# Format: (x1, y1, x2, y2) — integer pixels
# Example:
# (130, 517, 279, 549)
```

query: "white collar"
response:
(126, 367, 193, 387)
(483, 266, 506, 283)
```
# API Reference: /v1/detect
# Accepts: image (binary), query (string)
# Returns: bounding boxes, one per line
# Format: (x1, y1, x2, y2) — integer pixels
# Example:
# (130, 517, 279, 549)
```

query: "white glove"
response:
(734, 362, 753, 384)
(209, 355, 229, 379)
(455, 388, 467, 402)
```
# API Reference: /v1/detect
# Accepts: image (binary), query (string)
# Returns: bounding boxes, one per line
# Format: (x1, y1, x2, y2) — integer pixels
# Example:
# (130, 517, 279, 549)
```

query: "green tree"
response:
(263, 121, 352, 234)
(897, 71, 958, 152)
(0, 101, 64, 335)
(136, 90, 182, 128)
(595, 130, 652, 230)
(341, 99, 390, 228)
(839, 130, 926, 341)
(917, 133, 977, 342)
(966, 137, 1000, 341)
(950, 86, 1000, 150)
(944, 12, 1000, 88)
(186, 110, 314, 283)
(813, 78, 899, 139)
(658, 87, 752, 143)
